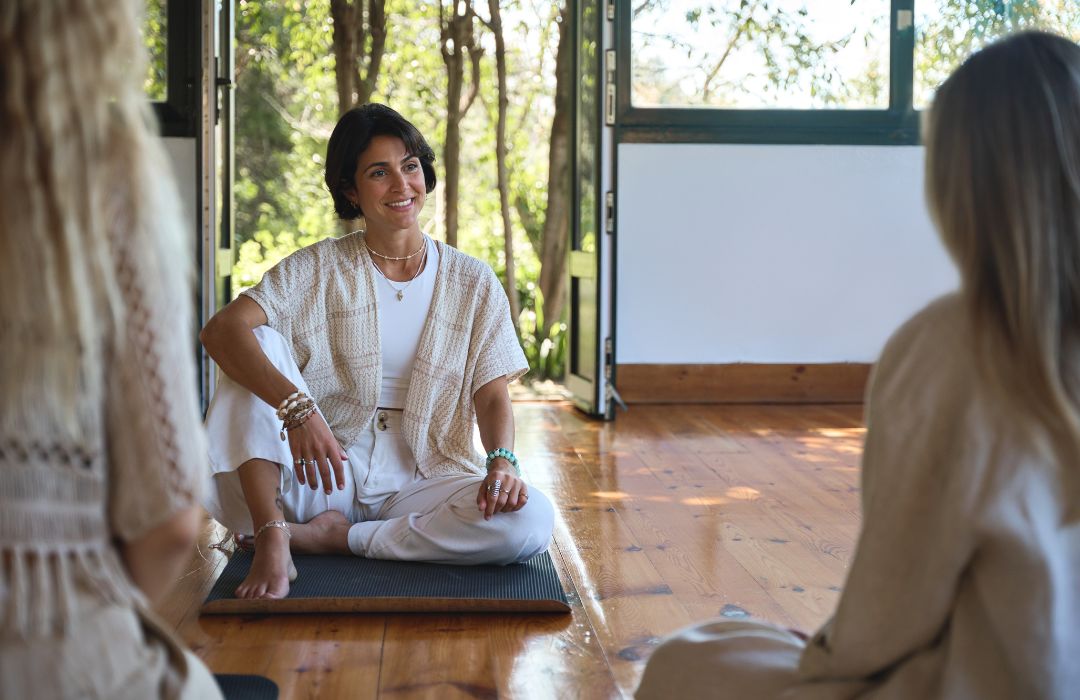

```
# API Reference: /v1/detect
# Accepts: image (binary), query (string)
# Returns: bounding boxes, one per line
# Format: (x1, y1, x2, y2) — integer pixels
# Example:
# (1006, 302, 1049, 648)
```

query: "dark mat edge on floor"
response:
(200, 549, 571, 615)
(202, 595, 570, 614)
(213, 673, 279, 700)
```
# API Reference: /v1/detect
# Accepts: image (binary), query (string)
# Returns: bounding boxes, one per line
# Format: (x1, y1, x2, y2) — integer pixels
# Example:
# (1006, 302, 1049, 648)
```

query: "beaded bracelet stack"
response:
(276, 391, 317, 441)
(485, 447, 521, 476)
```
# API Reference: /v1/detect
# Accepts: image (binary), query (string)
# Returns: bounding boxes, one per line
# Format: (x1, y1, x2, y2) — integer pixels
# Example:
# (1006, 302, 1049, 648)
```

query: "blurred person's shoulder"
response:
(881, 293, 969, 368)
(869, 293, 979, 415)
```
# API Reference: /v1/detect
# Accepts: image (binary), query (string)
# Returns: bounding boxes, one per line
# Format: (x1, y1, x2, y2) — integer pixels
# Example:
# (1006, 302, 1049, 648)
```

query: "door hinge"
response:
(605, 49, 616, 126)
(606, 381, 628, 413)
(603, 337, 627, 412)
(605, 191, 615, 234)
(606, 0, 615, 21)
(896, 9, 913, 32)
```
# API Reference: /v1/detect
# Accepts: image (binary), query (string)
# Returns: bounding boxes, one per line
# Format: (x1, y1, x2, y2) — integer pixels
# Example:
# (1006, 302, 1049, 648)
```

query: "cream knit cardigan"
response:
(242, 232, 528, 478)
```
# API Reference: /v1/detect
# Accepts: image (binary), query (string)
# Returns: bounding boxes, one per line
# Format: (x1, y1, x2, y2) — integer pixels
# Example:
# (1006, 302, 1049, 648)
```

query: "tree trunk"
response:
(439, 0, 482, 248)
(331, 0, 359, 112)
(330, 0, 388, 232)
(330, 0, 387, 114)
(538, 3, 572, 341)
(443, 32, 462, 247)
(487, 0, 519, 326)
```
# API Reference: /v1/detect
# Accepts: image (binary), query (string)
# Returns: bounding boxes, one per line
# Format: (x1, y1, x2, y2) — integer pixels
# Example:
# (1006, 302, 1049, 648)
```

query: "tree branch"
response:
(359, 0, 387, 103)
(701, 1, 759, 100)
(461, 39, 484, 114)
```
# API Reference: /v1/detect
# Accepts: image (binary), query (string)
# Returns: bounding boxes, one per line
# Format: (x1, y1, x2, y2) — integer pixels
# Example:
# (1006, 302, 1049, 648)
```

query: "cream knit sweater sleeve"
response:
(799, 296, 984, 682)
(240, 242, 322, 337)
(469, 264, 528, 397)
(106, 205, 207, 542)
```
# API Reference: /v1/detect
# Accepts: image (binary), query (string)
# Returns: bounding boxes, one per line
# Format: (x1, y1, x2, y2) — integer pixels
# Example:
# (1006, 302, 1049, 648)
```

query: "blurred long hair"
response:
(925, 31, 1080, 470)
(0, 0, 188, 439)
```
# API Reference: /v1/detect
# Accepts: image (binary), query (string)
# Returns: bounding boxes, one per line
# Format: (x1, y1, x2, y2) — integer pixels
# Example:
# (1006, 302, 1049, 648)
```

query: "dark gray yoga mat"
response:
(214, 674, 279, 700)
(201, 550, 570, 614)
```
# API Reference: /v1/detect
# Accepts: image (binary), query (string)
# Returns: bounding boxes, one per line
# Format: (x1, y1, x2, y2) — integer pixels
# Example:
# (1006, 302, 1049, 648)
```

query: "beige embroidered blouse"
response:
(242, 232, 528, 478)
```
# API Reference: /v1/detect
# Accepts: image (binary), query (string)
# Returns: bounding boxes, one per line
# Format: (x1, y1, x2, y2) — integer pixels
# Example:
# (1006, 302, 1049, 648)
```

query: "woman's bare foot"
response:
(233, 533, 297, 580)
(291, 510, 352, 555)
(234, 526, 296, 599)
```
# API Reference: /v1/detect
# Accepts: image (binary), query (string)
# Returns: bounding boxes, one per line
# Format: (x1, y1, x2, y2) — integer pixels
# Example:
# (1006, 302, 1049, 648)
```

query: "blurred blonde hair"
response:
(925, 31, 1080, 463)
(0, 0, 187, 439)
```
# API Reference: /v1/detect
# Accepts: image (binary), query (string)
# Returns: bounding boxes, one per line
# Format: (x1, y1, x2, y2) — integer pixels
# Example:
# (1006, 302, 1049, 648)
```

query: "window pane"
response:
(143, 0, 167, 101)
(631, 0, 890, 109)
(915, 1, 1080, 109)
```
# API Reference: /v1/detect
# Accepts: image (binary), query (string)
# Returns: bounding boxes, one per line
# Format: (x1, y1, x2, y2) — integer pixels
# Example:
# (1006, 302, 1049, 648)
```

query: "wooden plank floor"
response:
(159, 402, 865, 699)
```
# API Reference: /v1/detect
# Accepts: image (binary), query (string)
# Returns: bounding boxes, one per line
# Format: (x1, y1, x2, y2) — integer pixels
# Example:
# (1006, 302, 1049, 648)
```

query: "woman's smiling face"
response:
(350, 134, 427, 233)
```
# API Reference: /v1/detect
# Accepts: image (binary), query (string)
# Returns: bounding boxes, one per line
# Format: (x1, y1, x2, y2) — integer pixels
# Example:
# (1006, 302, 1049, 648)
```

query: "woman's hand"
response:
(476, 459, 529, 520)
(287, 411, 348, 493)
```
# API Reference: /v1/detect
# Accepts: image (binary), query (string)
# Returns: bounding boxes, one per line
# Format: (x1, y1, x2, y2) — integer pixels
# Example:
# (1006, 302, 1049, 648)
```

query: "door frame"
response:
(566, 0, 617, 419)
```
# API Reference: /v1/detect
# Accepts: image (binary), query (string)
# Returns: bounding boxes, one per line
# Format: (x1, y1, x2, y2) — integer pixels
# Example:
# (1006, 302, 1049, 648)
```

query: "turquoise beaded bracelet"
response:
(485, 447, 521, 476)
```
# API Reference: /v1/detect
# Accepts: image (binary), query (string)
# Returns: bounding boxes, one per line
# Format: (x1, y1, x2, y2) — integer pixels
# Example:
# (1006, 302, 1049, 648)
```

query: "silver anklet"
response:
(255, 520, 292, 540)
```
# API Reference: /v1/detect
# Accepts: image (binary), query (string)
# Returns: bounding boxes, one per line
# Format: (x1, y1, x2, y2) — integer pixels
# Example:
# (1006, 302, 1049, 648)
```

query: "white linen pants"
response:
(203, 326, 554, 565)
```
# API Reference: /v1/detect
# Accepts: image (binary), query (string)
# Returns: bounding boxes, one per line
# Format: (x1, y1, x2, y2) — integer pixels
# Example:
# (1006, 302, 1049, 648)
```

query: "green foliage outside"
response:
(141, 0, 1079, 384)
(229, 0, 566, 379)
(632, 0, 1078, 109)
(914, 0, 1080, 107)
(143, 0, 167, 100)
(632, 0, 892, 108)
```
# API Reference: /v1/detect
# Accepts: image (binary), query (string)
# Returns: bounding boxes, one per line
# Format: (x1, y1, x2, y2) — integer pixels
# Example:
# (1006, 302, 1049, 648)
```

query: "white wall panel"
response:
(616, 143, 958, 363)
(163, 136, 197, 230)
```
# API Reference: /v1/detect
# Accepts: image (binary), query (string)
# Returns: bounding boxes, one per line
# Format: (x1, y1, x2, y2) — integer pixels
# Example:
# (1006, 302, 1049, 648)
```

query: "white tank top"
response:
(371, 236, 438, 408)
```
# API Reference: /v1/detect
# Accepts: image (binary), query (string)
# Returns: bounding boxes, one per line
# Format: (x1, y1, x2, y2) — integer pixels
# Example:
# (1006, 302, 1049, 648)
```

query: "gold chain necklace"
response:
(366, 235, 426, 261)
(370, 243, 428, 301)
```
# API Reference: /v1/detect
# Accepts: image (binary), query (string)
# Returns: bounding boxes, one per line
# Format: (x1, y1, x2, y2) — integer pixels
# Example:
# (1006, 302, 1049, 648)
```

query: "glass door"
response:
(566, 0, 616, 418)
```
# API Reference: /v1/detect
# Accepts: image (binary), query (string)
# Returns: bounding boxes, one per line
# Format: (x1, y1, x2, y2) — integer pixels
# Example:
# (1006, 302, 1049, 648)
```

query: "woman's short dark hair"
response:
(324, 103, 437, 220)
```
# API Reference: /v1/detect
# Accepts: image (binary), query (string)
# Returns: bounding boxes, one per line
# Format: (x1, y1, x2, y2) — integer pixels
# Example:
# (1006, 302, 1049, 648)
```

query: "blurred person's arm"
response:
(119, 506, 201, 604)
(105, 197, 211, 601)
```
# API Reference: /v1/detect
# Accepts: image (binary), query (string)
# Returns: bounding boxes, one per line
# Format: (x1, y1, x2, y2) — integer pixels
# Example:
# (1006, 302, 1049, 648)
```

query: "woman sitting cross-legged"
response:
(200, 103, 554, 600)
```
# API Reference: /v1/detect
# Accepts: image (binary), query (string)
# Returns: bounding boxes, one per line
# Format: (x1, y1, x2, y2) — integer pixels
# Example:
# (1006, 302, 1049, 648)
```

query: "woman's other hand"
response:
(473, 376, 524, 520)
(287, 411, 348, 493)
(477, 461, 529, 520)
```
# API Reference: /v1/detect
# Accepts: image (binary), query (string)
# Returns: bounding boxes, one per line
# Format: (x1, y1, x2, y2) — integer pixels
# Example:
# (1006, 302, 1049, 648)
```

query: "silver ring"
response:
(298, 458, 308, 467)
